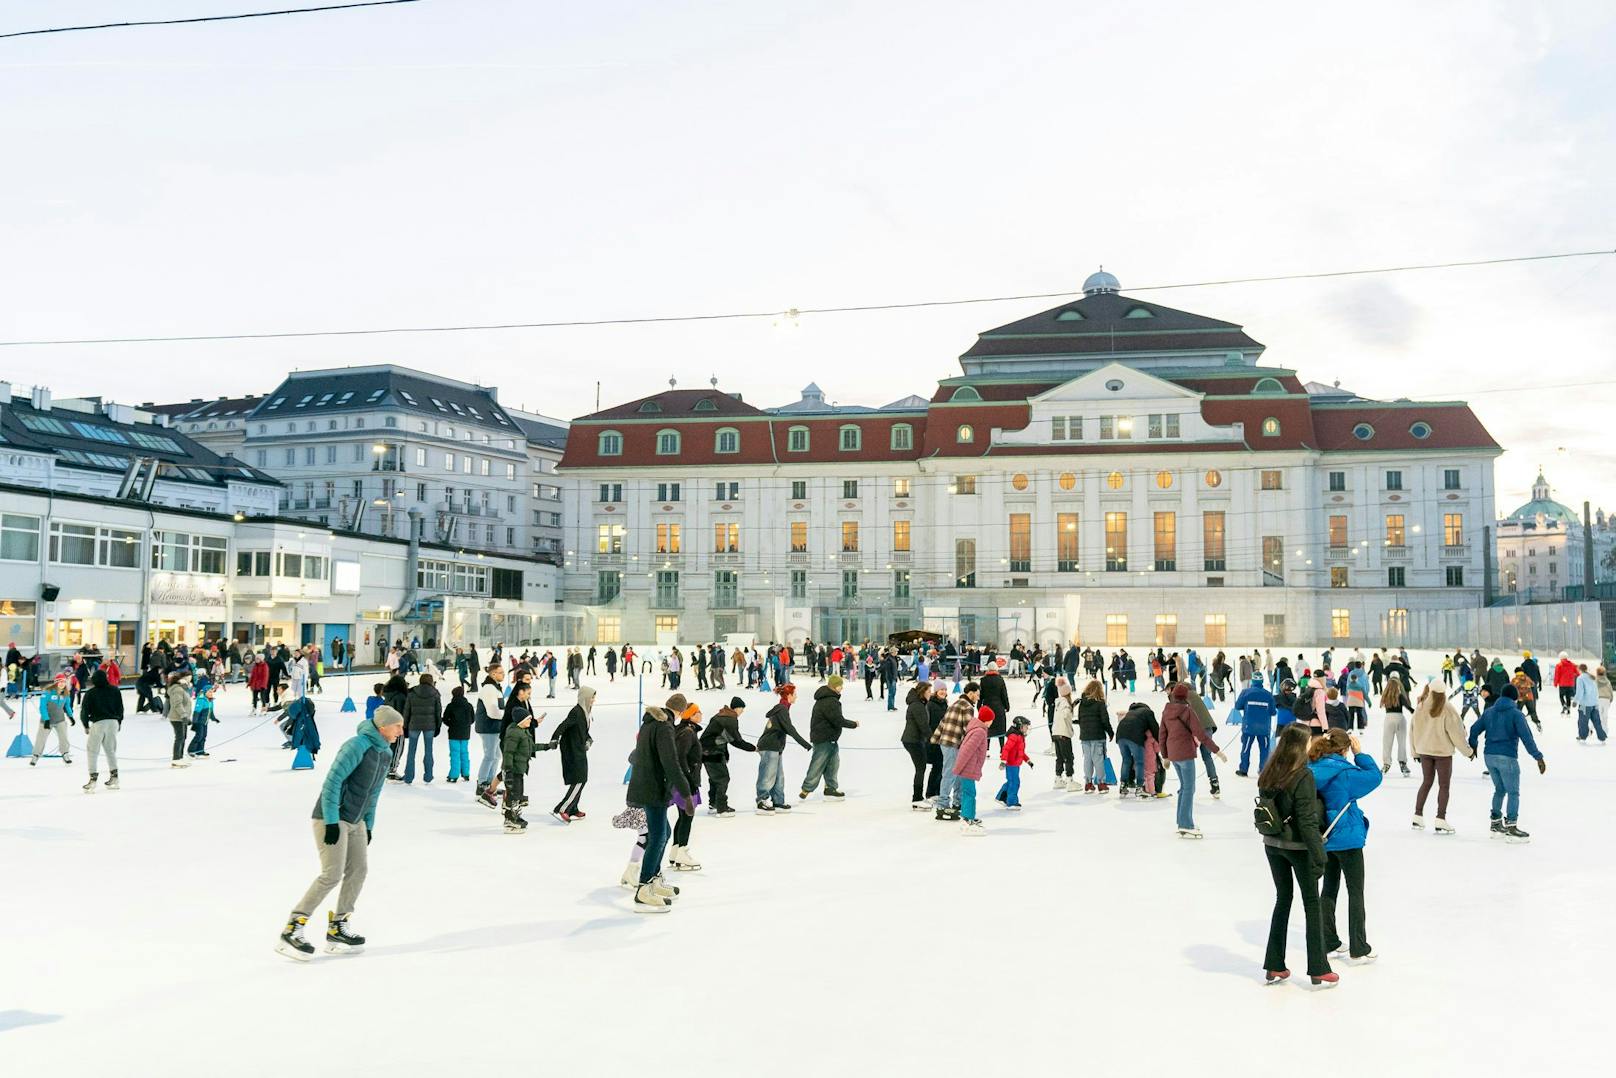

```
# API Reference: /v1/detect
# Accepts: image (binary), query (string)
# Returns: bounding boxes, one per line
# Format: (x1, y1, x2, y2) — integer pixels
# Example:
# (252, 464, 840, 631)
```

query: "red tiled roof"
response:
(1310, 403, 1499, 451)
(578, 388, 765, 421)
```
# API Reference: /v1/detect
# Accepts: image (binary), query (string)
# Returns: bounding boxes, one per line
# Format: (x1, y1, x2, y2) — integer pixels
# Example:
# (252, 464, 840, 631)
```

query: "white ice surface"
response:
(4, 650, 1612, 1076)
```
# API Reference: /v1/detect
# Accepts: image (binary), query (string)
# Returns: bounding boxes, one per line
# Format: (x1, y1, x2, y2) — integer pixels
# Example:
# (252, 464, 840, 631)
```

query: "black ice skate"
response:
(325, 912, 365, 954)
(276, 915, 314, 962)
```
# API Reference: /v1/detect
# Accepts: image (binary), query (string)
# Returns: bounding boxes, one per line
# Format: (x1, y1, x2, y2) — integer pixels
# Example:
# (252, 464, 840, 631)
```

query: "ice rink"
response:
(4, 648, 1612, 1076)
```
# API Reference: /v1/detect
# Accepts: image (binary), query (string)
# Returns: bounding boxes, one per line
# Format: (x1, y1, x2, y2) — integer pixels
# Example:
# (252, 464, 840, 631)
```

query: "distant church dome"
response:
(1082, 267, 1121, 295)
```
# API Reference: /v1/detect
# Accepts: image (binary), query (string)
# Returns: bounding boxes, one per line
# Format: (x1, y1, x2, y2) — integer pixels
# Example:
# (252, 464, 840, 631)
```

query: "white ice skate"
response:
(1433, 819, 1456, 835)
(1176, 828, 1204, 839)
(669, 844, 702, 871)
(632, 883, 670, 913)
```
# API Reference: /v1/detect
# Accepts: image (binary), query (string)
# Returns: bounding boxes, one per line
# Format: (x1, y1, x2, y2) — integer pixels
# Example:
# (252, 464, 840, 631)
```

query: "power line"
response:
(1, 247, 1609, 348)
(0, 1, 421, 41)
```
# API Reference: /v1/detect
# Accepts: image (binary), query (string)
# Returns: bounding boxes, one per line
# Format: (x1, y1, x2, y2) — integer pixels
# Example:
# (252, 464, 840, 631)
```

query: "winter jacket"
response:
(1115, 702, 1159, 746)
(311, 718, 392, 830)
(474, 678, 505, 734)
(1234, 684, 1276, 733)
(248, 662, 270, 691)
(1075, 697, 1113, 741)
(1483, 663, 1510, 695)
(403, 683, 442, 734)
(1324, 701, 1350, 730)
(1051, 695, 1075, 739)
(547, 703, 592, 783)
(286, 696, 320, 755)
(1409, 701, 1473, 759)
(953, 722, 989, 780)
(1553, 658, 1578, 689)
(442, 696, 474, 740)
(1309, 751, 1382, 852)
(673, 720, 704, 796)
(926, 695, 946, 737)
(1001, 731, 1031, 767)
(164, 681, 193, 724)
(808, 686, 856, 744)
(931, 695, 976, 748)
(1260, 767, 1326, 869)
(700, 707, 757, 761)
(1574, 672, 1600, 709)
(1159, 699, 1216, 762)
(756, 702, 811, 753)
(901, 690, 931, 744)
(1467, 700, 1543, 760)
(626, 711, 692, 807)
(81, 680, 124, 725)
(501, 705, 538, 776)
(978, 671, 1009, 736)
(41, 688, 74, 725)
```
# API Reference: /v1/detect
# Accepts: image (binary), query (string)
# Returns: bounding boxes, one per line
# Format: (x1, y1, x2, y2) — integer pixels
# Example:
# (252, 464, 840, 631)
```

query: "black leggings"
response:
(673, 809, 694, 846)
(171, 720, 188, 761)
(1321, 847, 1371, 958)
(903, 742, 927, 802)
(924, 744, 943, 798)
(1052, 735, 1074, 778)
(1264, 846, 1330, 976)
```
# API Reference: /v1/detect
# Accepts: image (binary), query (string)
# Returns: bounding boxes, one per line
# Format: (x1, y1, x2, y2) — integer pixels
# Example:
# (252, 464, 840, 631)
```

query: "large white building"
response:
(1496, 470, 1614, 602)
(555, 272, 1502, 647)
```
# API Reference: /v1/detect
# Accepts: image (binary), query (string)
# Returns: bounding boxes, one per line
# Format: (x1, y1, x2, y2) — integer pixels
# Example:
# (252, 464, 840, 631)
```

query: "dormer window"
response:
(1054, 309, 1085, 321)
(656, 429, 681, 455)
(1253, 377, 1285, 394)
(694, 398, 717, 412)
(1261, 417, 1281, 437)
(639, 401, 662, 413)
(950, 386, 982, 402)
(1124, 306, 1154, 318)
(714, 427, 740, 454)
(839, 425, 862, 452)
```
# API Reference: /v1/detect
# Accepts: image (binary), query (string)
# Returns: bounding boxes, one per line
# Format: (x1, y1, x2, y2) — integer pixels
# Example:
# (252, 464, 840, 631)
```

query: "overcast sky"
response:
(2, 0, 1612, 513)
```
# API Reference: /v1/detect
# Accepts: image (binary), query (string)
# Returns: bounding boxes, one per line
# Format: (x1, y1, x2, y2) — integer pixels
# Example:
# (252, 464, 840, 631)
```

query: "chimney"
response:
(105, 402, 135, 425)
(30, 386, 51, 411)
(0, 381, 12, 404)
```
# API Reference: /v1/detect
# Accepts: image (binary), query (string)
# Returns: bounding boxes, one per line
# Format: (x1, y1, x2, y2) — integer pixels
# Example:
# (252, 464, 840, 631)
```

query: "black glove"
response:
(1537, 758, 1547, 775)
(68, 717, 77, 726)
(366, 827, 373, 845)
(212, 717, 220, 724)
(323, 823, 340, 845)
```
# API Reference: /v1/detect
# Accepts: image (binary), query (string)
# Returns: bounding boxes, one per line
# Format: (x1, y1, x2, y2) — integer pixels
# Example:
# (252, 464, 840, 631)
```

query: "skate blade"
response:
(631, 901, 672, 914)
(275, 942, 314, 963)
(324, 942, 364, 956)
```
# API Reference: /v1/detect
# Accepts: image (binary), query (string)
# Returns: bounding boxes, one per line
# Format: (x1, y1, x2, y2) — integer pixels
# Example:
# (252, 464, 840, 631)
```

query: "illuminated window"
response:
(1011, 473, 1029, 492)
(956, 424, 974, 444)
(713, 522, 739, 553)
(1204, 614, 1228, 646)
(1009, 513, 1031, 572)
(655, 523, 681, 554)
(1105, 614, 1128, 646)
(1385, 515, 1405, 546)
(1058, 472, 1077, 491)
(1261, 417, 1281, 437)
(789, 521, 808, 553)
(1057, 513, 1079, 571)
(1204, 469, 1223, 488)
(1155, 614, 1178, 646)
(1155, 470, 1173, 489)
(1105, 512, 1128, 571)
(1106, 471, 1124, 490)
(893, 520, 911, 552)
(1329, 515, 1348, 548)
(1443, 513, 1464, 547)
(1260, 470, 1283, 490)
(1203, 511, 1226, 571)
(841, 521, 859, 552)
(1331, 566, 1349, 588)
(1331, 609, 1351, 639)
(1153, 512, 1176, 571)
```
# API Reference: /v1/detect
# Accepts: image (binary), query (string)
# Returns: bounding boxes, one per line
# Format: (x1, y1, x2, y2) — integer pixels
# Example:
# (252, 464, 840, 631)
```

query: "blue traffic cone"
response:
(292, 744, 315, 770)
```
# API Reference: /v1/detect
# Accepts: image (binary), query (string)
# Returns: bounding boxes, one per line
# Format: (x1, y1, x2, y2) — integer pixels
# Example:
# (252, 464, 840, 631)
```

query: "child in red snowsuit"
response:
(995, 717, 1034, 808)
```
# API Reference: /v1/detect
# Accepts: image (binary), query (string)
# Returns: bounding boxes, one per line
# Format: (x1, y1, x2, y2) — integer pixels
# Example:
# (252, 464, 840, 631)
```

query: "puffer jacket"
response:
(808, 686, 856, 744)
(1051, 695, 1075, 739)
(626, 710, 691, 807)
(474, 677, 505, 734)
(1075, 697, 1113, 741)
(901, 688, 931, 744)
(164, 680, 193, 724)
(403, 682, 442, 733)
(953, 721, 990, 780)
(1309, 751, 1382, 852)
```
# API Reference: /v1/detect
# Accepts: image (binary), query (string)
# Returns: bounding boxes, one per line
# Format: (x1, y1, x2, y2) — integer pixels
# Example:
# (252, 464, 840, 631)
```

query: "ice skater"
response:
(624, 703, 693, 912)
(29, 673, 75, 766)
(276, 705, 403, 961)
(543, 685, 595, 822)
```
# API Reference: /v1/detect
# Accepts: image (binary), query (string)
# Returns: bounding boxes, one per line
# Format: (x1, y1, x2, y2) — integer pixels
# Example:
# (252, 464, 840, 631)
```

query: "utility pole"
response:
(1584, 501, 1597, 598)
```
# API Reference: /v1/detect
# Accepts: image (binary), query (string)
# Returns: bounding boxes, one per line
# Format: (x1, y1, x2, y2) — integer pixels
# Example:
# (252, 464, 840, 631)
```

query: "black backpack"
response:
(1253, 787, 1291, 837)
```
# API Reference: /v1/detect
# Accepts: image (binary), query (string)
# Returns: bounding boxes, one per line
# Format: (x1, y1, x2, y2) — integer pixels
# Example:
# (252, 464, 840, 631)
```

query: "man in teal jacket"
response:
(277, 706, 404, 961)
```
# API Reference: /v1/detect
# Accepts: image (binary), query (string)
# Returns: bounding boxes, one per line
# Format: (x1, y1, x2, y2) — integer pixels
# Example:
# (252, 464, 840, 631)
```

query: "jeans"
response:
(1239, 731, 1270, 773)
(903, 742, 927, 802)
(959, 777, 978, 821)
(1199, 744, 1219, 785)
(640, 805, 670, 885)
(1264, 846, 1330, 976)
(170, 720, 188, 762)
(1382, 714, 1408, 764)
(447, 738, 470, 780)
(755, 750, 786, 806)
(885, 680, 897, 710)
(187, 720, 210, 755)
(936, 745, 960, 810)
(1578, 706, 1608, 741)
(1052, 735, 1074, 779)
(1486, 754, 1521, 819)
(477, 732, 500, 785)
(404, 729, 435, 783)
(1321, 847, 1371, 957)
(1080, 739, 1107, 785)
(800, 743, 840, 794)
(996, 764, 1021, 806)
(1173, 759, 1197, 829)
(1119, 739, 1145, 786)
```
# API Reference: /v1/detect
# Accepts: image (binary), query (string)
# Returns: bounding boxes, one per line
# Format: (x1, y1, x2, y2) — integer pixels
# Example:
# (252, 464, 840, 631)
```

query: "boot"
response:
(1489, 816, 1505, 838)
(1501, 819, 1531, 843)
(619, 862, 641, 888)
(1433, 818, 1456, 835)
(649, 875, 680, 900)
(83, 773, 98, 793)
(276, 914, 315, 961)
(105, 770, 119, 790)
(1411, 815, 1425, 831)
(633, 883, 670, 913)
(1209, 779, 1221, 799)
(503, 809, 527, 834)
(670, 844, 702, 872)
(325, 912, 365, 954)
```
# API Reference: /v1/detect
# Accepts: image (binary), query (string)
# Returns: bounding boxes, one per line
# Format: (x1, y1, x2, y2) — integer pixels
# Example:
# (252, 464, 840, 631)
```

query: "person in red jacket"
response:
(954, 704, 993, 835)
(248, 657, 272, 715)
(995, 716, 1035, 809)
(1162, 683, 1227, 838)
(1553, 652, 1579, 715)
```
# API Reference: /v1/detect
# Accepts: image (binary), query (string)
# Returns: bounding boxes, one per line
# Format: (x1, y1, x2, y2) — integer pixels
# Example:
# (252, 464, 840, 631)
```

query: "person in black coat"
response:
(924, 682, 947, 799)
(900, 683, 932, 805)
(442, 685, 474, 783)
(978, 667, 1010, 748)
(625, 704, 693, 908)
(698, 696, 756, 817)
(542, 685, 594, 821)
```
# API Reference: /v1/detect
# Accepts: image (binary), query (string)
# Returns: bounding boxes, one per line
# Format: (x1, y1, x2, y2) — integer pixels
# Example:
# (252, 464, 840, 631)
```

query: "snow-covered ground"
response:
(4, 648, 1612, 1076)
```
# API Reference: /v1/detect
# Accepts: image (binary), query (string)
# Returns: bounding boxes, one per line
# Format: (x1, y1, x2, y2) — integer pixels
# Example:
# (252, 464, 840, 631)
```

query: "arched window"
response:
(1106, 471, 1125, 490)
(1204, 469, 1223, 488)
(950, 386, 982, 402)
(597, 430, 623, 456)
(1261, 417, 1281, 437)
(714, 427, 740, 454)
(1155, 470, 1173, 489)
(956, 424, 974, 444)
(787, 426, 809, 452)
(1124, 306, 1155, 319)
(1011, 473, 1029, 492)
(655, 429, 681, 455)
(693, 398, 717, 412)
(1057, 472, 1077, 491)
(839, 424, 862, 452)
(638, 400, 662, 413)
(1253, 377, 1285, 394)
(890, 423, 913, 451)
(1054, 309, 1085, 321)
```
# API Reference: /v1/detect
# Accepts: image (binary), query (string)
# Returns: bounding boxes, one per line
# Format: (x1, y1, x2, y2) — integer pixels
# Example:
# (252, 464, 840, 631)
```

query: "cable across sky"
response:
(0, 1, 422, 41)
(0, 247, 1609, 349)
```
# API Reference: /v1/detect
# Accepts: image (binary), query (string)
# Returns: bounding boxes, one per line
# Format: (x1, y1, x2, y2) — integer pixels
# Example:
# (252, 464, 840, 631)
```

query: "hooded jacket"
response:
(164, 679, 193, 724)
(546, 686, 595, 783)
(403, 681, 442, 733)
(901, 687, 931, 744)
(81, 673, 124, 725)
(699, 703, 756, 761)
(757, 700, 811, 753)
(311, 718, 393, 830)
(1234, 683, 1277, 733)
(1159, 687, 1216, 762)
(953, 718, 990, 780)
(978, 670, 1009, 736)
(808, 685, 856, 744)
(1051, 694, 1075, 739)
(1075, 697, 1113, 741)
(1309, 750, 1382, 851)
(1552, 657, 1577, 689)
(442, 693, 474, 740)
(1115, 702, 1159, 746)
(626, 709, 691, 807)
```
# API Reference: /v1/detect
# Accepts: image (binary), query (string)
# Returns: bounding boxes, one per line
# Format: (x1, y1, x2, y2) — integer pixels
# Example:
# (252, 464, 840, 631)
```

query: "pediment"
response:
(1029, 362, 1204, 405)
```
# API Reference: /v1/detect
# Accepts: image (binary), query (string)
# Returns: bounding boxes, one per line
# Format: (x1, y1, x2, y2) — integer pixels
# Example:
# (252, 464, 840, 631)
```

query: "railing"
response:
(711, 594, 741, 610)
(1442, 543, 1471, 558)
(1383, 544, 1410, 559)
(371, 460, 405, 472)
(1328, 545, 1349, 558)
(1262, 570, 1284, 588)
(650, 595, 683, 611)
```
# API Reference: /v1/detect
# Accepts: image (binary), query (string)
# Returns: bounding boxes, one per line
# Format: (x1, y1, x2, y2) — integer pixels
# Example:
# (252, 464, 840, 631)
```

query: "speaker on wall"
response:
(40, 583, 60, 602)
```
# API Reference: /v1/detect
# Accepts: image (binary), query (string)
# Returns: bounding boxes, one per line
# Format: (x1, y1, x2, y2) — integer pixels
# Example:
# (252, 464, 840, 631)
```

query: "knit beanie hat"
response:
(977, 705, 994, 723)
(1170, 683, 1190, 701)
(372, 705, 404, 728)
(729, 696, 746, 710)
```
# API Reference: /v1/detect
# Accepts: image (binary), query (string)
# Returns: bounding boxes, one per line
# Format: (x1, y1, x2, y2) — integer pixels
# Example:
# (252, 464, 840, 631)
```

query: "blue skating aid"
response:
(1103, 756, 1116, 786)
(292, 744, 315, 770)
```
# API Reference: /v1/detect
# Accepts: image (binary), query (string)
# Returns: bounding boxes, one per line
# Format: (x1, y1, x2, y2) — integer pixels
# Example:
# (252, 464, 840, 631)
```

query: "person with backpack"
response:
(1308, 729, 1383, 965)
(1233, 672, 1277, 777)
(1161, 683, 1227, 838)
(1467, 684, 1546, 842)
(1256, 724, 1335, 988)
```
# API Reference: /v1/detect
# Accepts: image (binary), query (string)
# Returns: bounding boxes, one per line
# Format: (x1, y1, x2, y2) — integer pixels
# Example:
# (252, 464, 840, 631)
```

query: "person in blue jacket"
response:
(277, 706, 404, 962)
(1308, 728, 1383, 963)
(1233, 672, 1277, 776)
(1273, 678, 1298, 731)
(1467, 684, 1546, 842)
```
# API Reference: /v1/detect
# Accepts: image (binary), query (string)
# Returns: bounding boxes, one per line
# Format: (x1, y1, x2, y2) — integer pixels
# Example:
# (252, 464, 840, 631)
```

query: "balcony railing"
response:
(1441, 543, 1470, 558)
(1383, 544, 1410, 560)
(650, 594, 683, 611)
(711, 594, 741, 610)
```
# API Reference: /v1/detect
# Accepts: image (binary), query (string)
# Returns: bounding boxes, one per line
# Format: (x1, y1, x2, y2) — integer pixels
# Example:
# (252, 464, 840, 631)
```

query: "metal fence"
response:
(1385, 601, 1604, 656)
